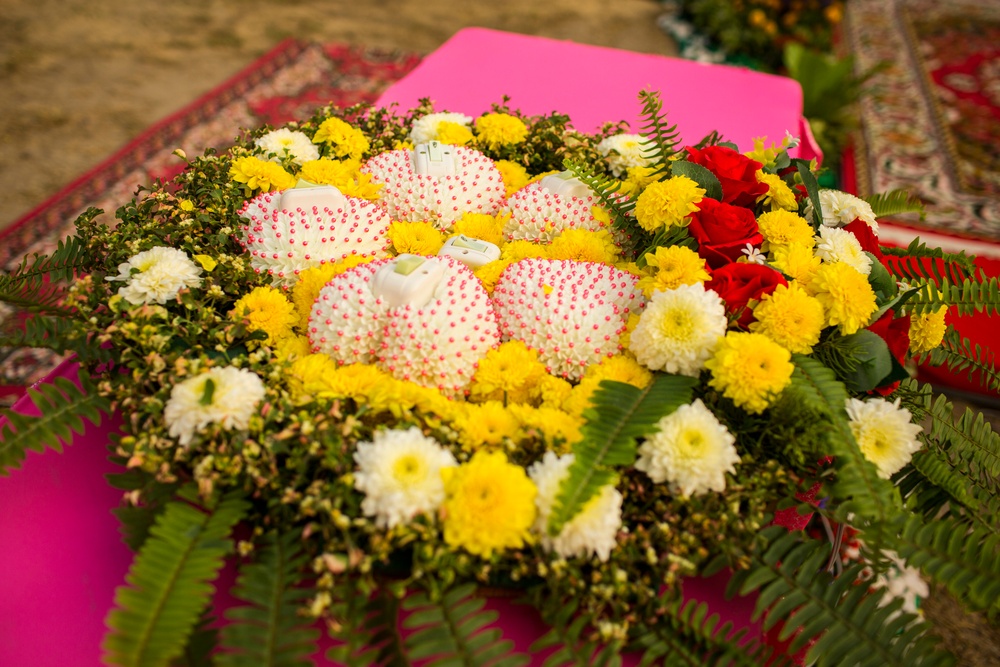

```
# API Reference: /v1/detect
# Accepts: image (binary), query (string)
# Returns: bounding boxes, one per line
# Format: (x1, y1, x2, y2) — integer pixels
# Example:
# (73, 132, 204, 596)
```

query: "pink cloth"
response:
(376, 28, 822, 162)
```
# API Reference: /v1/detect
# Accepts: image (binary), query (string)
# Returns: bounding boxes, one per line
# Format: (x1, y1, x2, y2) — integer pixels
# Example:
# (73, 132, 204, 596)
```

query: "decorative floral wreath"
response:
(1, 90, 997, 666)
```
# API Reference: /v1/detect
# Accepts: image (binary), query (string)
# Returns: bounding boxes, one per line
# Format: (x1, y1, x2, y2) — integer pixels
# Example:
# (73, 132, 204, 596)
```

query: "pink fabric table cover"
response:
(376, 27, 821, 162)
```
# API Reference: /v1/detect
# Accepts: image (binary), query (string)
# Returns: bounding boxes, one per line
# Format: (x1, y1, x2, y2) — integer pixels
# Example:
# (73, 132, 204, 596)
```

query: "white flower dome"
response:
(503, 175, 606, 243)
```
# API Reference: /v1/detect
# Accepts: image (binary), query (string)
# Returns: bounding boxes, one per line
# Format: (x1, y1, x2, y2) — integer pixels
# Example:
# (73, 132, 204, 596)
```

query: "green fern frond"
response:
(401, 582, 530, 666)
(728, 527, 955, 667)
(326, 583, 405, 667)
(0, 233, 92, 314)
(103, 489, 249, 667)
(904, 276, 1000, 317)
(548, 374, 697, 537)
(564, 158, 636, 230)
(880, 237, 976, 285)
(922, 328, 1000, 391)
(0, 314, 112, 363)
(636, 90, 682, 179)
(217, 531, 320, 667)
(0, 368, 111, 475)
(895, 447, 981, 521)
(528, 593, 622, 667)
(789, 356, 900, 522)
(864, 189, 926, 220)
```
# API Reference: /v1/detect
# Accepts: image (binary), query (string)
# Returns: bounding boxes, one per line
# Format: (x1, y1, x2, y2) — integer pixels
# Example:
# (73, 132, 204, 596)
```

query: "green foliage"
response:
(564, 158, 635, 232)
(796, 160, 824, 228)
(897, 447, 980, 520)
(103, 489, 249, 667)
(217, 531, 320, 667)
(881, 237, 976, 285)
(923, 328, 1000, 392)
(864, 189, 927, 220)
(670, 161, 723, 201)
(0, 232, 91, 313)
(728, 527, 955, 667)
(401, 583, 530, 666)
(548, 375, 697, 537)
(0, 314, 113, 364)
(904, 275, 1000, 317)
(529, 594, 623, 667)
(326, 582, 406, 667)
(636, 90, 682, 179)
(0, 367, 111, 475)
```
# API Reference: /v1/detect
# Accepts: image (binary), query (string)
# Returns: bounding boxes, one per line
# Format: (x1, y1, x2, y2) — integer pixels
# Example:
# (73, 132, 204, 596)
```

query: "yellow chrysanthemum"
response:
(286, 353, 341, 399)
(298, 158, 384, 200)
(436, 121, 474, 146)
(507, 404, 583, 450)
(756, 171, 798, 211)
(583, 354, 654, 389)
(909, 306, 948, 354)
(705, 332, 794, 414)
(562, 376, 602, 417)
(452, 212, 508, 248)
(388, 221, 446, 255)
(230, 286, 298, 345)
(745, 136, 783, 168)
(633, 176, 705, 232)
(621, 165, 660, 197)
(274, 334, 313, 362)
(359, 377, 458, 422)
(441, 450, 537, 557)
(757, 210, 815, 250)
(475, 113, 529, 150)
(750, 282, 826, 354)
(451, 401, 523, 450)
(229, 156, 296, 193)
(312, 117, 370, 160)
(636, 245, 711, 297)
(547, 229, 620, 264)
(617, 312, 641, 352)
(326, 363, 389, 400)
(473, 260, 513, 294)
(495, 159, 531, 197)
(291, 256, 375, 328)
(468, 341, 548, 405)
(501, 239, 549, 262)
(807, 262, 878, 335)
(771, 242, 822, 284)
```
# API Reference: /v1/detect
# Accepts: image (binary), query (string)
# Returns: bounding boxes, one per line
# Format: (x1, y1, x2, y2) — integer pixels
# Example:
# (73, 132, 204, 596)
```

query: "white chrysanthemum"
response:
(164, 367, 266, 446)
(815, 226, 873, 275)
(309, 256, 501, 393)
(596, 133, 654, 177)
(808, 189, 879, 234)
(492, 258, 644, 380)
(107, 246, 203, 305)
(628, 283, 727, 376)
(845, 397, 923, 479)
(238, 186, 390, 286)
(353, 427, 457, 528)
(254, 128, 320, 166)
(636, 399, 739, 497)
(528, 452, 622, 561)
(361, 146, 505, 230)
(504, 181, 606, 243)
(409, 112, 474, 145)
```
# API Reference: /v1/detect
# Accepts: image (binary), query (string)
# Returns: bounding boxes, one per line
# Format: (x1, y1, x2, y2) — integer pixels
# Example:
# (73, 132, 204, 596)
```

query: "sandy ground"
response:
(0, 0, 675, 231)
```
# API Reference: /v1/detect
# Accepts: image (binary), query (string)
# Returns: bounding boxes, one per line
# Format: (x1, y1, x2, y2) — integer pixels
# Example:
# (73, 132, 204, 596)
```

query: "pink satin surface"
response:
(376, 27, 822, 163)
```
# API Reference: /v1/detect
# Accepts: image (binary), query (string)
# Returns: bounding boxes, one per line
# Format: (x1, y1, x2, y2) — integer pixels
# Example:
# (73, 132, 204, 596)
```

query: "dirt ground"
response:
(0, 0, 676, 231)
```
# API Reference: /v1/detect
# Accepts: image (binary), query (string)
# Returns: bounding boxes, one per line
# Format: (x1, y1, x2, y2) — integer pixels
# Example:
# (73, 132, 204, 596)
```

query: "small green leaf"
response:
(671, 161, 723, 201)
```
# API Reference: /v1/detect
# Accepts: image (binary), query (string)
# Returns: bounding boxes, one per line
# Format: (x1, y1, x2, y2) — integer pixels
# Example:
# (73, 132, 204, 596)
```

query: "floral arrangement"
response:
(2, 89, 999, 667)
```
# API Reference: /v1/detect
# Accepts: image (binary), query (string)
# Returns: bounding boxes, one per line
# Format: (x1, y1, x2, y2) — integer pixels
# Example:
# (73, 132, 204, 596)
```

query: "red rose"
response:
(865, 309, 911, 395)
(844, 218, 884, 261)
(706, 262, 788, 328)
(684, 145, 768, 207)
(688, 198, 764, 269)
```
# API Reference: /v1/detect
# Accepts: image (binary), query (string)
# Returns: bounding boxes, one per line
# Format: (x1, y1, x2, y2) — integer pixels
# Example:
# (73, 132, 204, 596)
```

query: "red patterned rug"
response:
(0, 40, 420, 404)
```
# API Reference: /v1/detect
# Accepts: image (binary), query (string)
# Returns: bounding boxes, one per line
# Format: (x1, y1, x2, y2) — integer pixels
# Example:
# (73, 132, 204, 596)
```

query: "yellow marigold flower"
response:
(909, 306, 948, 354)
(706, 332, 794, 414)
(229, 156, 296, 192)
(501, 239, 549, 262)
(468, 341, 548, 405)
(547, 229, 620, 264)
(475, 113, 529, 150)
(807, 262, 878, 335)
(300, 158, 359, 186)
(312, 117, 370, 160)
(637, 245, 711, 297)
(361, 377, 457, 421)
(750, 282, 826, 354)
(326, 363, 388, 400)
(562, 376, 601, 416)
(508, 404, 583, 450)
(495, 160, 531, 197)
(756, 172, 798, 211)
(286, 353, 341, 399)
(757, 210, 815, 250)
(436, 121, 474, 146)
(771, 242, 822, 284)
(179, 199, 195, 212)
(535, 374, 573, 409)
(230, 286, 298, 345)
(453, 212, 508, 248)
(633, 176, 705, 232)
(388, 221, 445, 255)
(583, 354, 653, 389)
(274, 334, 313, 362)
(291, 256, 374, 328)
(452, 401, 523, 450)
(621, 165, 660, 197)
(441, 450, 537, 557)
(473, 260, 512, 294)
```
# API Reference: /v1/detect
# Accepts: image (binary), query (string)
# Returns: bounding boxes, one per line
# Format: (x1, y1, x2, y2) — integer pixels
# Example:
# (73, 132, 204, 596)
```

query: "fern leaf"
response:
(728, 527, 955, 667)
(923, 327, 1000, 392)
(3, 232, 91, 285)
(864, 189, 926, 220)
(789, 356, 899, 522)
(528, 594, 622, 667)
(900, 447, 980, 519)
(880, 237, 976, 284)
(326, 583, 405, 667)
(217, 531, 320, 667)
(904, 275, 1000, 317)
(0, 314, 112, 363)
(548, 374, 697, 536)
(0, 368, 111, 475)
(636, 90, 682, 178)
(402, 583, 530, 666)
(103, 489, 249, 667)
(563, 158, 636, 231)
